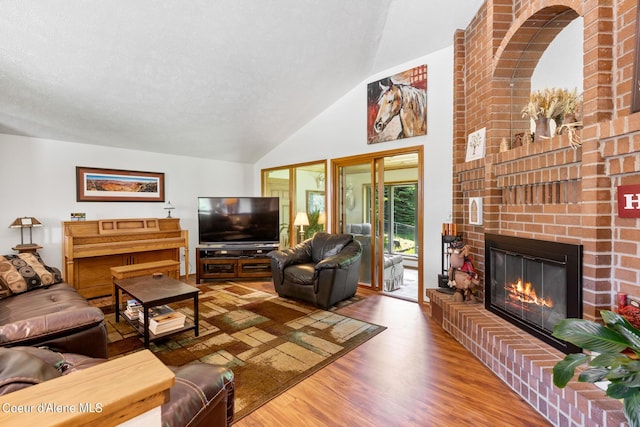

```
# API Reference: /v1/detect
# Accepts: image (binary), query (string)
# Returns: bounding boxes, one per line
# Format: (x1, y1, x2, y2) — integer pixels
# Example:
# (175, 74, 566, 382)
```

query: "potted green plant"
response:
(304, 211, 324, 239)
(552, 310, 640, 426)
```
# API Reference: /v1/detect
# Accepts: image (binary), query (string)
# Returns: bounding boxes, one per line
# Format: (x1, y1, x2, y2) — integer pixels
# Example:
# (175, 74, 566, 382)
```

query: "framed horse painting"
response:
(367, 64, 427, 144)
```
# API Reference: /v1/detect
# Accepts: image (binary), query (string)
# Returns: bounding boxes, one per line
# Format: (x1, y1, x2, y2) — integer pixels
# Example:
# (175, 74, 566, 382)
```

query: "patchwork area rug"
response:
(104, 282, 386, 421)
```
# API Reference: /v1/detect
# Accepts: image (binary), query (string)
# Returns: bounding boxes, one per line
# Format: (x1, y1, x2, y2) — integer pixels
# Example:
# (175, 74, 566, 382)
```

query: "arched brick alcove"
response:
(492, 5, 581, 154)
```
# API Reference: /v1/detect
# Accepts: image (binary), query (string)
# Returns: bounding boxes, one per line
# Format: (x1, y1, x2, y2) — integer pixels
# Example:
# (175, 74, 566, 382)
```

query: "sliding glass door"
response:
(333, 147, 422, 301)
(337, 160, 377, 287)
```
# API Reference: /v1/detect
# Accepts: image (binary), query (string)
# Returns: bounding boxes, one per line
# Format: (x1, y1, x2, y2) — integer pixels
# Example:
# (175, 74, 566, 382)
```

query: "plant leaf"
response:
(553, 353, 588, 388)
(578, 367, 609, 383)
(615, 373, 640, 388)
(553, 318, 630, 353)
(590, 353, 632, 368)
(606, 365, 632, 380)
(607, 382, 635, 399)
(624, 390, 640, 427)
(602, 310, 640, 352)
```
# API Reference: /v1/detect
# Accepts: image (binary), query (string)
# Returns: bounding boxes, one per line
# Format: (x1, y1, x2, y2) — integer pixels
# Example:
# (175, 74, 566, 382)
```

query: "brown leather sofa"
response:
(268, 232, 362, 309)
(0, 253, 107, 358)
(0, 346, 235, 426)
(0, 282, 108, 358)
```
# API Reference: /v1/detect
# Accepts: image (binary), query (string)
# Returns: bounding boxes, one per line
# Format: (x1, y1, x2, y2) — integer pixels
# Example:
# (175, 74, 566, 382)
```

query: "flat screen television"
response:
(198, 196, 279, 246)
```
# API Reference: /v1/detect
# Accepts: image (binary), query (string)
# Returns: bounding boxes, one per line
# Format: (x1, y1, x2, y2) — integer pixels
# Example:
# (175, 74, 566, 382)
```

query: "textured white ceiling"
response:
(0, 0, 484, 163)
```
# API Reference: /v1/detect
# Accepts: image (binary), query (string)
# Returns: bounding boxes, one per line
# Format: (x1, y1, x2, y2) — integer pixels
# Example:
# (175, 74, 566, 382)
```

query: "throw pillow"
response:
(0, 253, 63, 297)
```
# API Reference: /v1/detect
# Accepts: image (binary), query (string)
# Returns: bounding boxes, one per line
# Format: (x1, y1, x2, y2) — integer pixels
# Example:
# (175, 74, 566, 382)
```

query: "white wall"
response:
(254, 46, 455, 297)
(0, 134, 253, 275)
(531, 17, 583, 92)
(1, 46, 456, 297)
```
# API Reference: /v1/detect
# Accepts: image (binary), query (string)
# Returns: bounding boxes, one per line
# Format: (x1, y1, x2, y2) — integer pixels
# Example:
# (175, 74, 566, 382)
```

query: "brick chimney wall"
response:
(452, 0, 640, 322)
(440, 2, 640, 422)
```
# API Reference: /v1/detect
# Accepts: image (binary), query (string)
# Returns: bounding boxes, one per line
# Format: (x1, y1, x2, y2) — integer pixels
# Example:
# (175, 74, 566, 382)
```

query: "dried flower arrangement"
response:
(521, 87, 581, 122)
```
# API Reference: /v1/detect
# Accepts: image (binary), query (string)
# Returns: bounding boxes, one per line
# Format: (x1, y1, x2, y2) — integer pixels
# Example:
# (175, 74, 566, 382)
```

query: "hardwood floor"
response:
(229, 281, 551, 427)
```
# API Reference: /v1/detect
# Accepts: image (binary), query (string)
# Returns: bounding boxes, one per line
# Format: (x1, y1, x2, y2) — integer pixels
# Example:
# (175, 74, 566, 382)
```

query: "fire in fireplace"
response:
(484, 233, 582, 353)
(507, 278, 553, 308)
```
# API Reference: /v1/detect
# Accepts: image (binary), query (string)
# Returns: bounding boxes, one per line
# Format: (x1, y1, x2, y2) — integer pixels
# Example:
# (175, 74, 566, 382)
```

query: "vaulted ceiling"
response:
(0, 1, 484, 163)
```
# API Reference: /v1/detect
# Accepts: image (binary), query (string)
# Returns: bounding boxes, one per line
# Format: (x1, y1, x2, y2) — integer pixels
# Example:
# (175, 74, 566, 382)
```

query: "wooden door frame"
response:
(331, 146, 424, 304)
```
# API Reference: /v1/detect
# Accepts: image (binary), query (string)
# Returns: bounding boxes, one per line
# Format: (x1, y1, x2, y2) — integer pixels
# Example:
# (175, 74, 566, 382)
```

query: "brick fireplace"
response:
(437, 0, 640, 425)
(484, 233, 583, 354)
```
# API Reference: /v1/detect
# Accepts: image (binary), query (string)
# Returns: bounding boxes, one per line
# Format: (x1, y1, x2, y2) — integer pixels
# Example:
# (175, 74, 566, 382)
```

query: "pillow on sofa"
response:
(0, 253, 63, 297)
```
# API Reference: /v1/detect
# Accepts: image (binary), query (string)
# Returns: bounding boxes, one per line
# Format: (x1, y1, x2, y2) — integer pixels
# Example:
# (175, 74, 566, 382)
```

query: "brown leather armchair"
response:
(268, 232, 362, 309)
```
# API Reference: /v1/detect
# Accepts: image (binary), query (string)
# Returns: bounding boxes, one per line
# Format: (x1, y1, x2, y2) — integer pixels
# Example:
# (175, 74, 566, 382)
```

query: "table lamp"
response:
(293, 212, 309, 242)
(317, 212, 326, 230)
(9, 216, 43, 250)
(164, 201, 175, 218)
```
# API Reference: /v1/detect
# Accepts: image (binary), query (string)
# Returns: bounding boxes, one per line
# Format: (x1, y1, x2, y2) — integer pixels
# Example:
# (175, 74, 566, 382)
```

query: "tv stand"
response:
(196, 244, 276, 284)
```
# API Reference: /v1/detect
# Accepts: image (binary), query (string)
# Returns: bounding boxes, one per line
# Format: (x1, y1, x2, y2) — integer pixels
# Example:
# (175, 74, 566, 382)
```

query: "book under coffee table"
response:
(114, 275, 199, 349)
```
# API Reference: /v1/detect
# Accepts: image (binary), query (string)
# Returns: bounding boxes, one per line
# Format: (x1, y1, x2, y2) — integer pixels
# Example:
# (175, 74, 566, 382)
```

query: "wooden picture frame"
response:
(469, 197, 483, 225)
(367, 64, 427, 144)
(76, 167, 165, 202)
(306, 190, 325, 213)
(465, 128, 486, 162)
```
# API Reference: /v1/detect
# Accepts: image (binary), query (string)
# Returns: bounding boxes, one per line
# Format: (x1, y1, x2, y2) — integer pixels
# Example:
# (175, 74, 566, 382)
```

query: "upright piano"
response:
(62, 218, 188, 298)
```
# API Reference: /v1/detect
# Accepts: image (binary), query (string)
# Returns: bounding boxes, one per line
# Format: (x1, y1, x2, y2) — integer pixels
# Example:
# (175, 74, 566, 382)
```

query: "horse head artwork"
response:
(373, 79, 427, 140)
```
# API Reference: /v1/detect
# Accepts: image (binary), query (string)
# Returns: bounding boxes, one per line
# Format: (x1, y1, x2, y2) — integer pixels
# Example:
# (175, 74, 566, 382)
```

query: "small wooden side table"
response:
(12, 244, 42, 254)
(114, 275, 199, 349)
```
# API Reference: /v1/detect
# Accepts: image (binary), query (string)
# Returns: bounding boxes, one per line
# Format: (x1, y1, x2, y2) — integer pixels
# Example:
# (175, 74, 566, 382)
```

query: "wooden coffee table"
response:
(114, 275, 199, 348)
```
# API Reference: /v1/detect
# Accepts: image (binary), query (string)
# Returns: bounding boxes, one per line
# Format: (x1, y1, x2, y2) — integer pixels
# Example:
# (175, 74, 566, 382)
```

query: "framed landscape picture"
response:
(76, 167, 165, 202)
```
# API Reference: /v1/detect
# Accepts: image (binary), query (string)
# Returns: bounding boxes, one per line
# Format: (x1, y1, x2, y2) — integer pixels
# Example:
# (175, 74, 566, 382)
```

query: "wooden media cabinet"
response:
(63, 218, 188, 298)
(196, 245, 276, 283)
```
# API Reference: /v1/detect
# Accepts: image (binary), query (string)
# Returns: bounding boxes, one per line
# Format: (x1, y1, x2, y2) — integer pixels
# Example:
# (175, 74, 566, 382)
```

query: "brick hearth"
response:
(427, 289, 626, 427)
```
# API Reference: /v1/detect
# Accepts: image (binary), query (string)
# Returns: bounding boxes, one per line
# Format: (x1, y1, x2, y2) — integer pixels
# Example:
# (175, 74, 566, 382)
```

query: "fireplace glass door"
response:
(490, 249, 567, 333)
(484, 233, 582, 354)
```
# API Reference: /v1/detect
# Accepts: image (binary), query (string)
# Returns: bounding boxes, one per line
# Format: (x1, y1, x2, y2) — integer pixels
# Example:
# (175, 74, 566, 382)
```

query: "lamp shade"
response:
(9, 217, 42, 228)
(9, 217, 43, 248)
(293, 212, 309, 227)
(317, 212, 326, 225)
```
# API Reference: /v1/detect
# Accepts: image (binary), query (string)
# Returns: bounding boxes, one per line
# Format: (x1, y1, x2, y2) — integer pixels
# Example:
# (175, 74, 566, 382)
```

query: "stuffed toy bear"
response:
(447, 240, 480, 302)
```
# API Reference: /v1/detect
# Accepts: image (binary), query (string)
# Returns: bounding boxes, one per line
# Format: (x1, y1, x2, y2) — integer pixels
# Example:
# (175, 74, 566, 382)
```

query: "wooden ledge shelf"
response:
(494, 132, 581, 164)
(0, 350, 174, 427)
